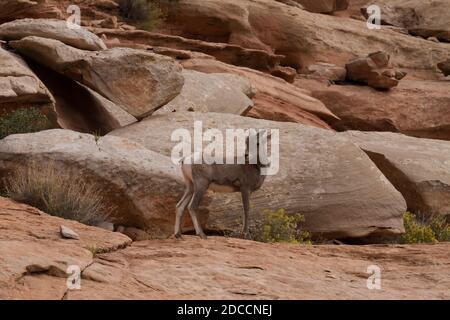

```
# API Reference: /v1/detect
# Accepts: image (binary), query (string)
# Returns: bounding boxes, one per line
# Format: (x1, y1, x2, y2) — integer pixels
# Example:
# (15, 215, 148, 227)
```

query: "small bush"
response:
(0, 107, 53, 139)
(230, 209, 312, 244)
(118, 0, 175, 31)
(401, 212, 449, 244)
(429, 214, 450, 242)
(4, 162, 112, 226)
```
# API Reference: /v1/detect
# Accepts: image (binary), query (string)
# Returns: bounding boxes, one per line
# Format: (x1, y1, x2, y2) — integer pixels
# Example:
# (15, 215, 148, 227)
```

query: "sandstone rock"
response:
(60, 225, 80, 240)
(154, 70, 254, 116)
(281, 0, 349, 13)
(92, 16, 118, 29)
(65, 237, 450, 300)
(294, 78, 450, 140)
(96, 222, 115, 232)
(110, 112, 406, 241)
(10, 37, 184, 119)
(437, 59, 450, 77)
(0, 129, 186, 237)
(1, 200, 448, 299)
(306, 63, 347, 82)
(89, 28, 284, 73)
(30, 62, 137, 134)
(121, 227, 151, 241)
(0, 45, 55, 116)
(346, 52, 406, 89)
(0, 197, 131, 299)
(344, 131, 450, 218)
(161, 0, 449, 77)
(0, 18, 107, 51)
(0, 0, 63, 24)
(0, 47, 51, 105)
(181, 56, 337, 129)
(275, 0, 305, 9)
(361, 0, 450, 42)
(427, 36, 439, 43)
(94, 0, 119, 10)
(270, 66, 297, 83)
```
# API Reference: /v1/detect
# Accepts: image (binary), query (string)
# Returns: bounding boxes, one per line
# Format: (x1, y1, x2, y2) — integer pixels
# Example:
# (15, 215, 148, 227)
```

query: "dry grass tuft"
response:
(4, 162, 112, 226)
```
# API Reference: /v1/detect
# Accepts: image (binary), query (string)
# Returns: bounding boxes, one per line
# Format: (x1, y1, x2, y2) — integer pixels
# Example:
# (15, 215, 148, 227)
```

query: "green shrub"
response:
(0, 107, 53, 139)
(229, 209, 312, 244)
(255, 209, 312, 244)
(400, 212, 449, 244)
(429, 214, 450, 242)
(117, 0, 179, 31)
(3, 162, 112, 226)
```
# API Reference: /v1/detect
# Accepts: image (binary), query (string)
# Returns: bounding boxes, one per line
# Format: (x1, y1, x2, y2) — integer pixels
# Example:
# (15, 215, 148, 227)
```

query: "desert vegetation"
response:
(401, 212, 450, 244)
(230, 209, 312, 244)
(0, 107, 52, 139)
(1, 0, 450, 300)
(117, 0, 179, 31)
(3, 161, 111, 226)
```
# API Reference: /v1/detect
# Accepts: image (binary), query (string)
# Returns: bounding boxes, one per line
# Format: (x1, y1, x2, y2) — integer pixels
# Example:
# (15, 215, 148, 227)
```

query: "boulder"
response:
(306, 63, 347, 82)
(94, 0, 119, 10)
(345, 51, 406, 89)
(181, 56, 337, 129)
(0, 18, 106, 51)
(0, 129, 185, 238)
(0, 196, 131, 299)
(280, 0, 349, 13)
(270, 66, 297, 83)
(10, 36, 185, 119)
(437, 59, 450, 77)
(60, 225, 80, 240)
(29, 62, 137, 135)
(361, 0, 450, 42)
(110, 112, 406, 241)
(154, 69, 254, 116)
(0, 45, 55, 118)
(88, 28, 284, 73)
(0, 0, 63, 24)
(160, 0, 449, 77)
(344, 131, 450, 218)
(294, 78, 450, 140)
(0, 46, 52, 105)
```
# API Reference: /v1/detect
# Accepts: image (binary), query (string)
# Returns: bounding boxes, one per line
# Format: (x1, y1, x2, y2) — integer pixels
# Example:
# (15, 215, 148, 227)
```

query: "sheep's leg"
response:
(175, 185, 193, 239)
(188, 181, 209, 240)
(177, 185, 192, 208)
(241, 189, 250, 238)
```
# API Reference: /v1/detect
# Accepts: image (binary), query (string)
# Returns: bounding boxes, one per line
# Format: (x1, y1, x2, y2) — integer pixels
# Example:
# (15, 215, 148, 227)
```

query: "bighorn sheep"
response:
(175, 130, 271, 239)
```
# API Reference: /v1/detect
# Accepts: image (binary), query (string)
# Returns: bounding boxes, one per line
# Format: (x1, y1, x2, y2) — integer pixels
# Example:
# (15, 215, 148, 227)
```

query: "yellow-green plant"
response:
(429, 214, 450, 242)
(230, 209, 312, 244)
(400, 212, 443, 244)
(255, 209, 311, 244)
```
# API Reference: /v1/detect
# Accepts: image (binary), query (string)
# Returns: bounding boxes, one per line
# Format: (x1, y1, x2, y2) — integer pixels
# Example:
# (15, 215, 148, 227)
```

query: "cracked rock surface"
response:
(1, 197, 449, 300)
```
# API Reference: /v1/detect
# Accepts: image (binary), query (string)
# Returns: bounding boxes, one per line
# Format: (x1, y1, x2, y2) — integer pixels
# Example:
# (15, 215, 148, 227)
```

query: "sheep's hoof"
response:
(198, 233, 208, 240)
(174, 233, 184, 240)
